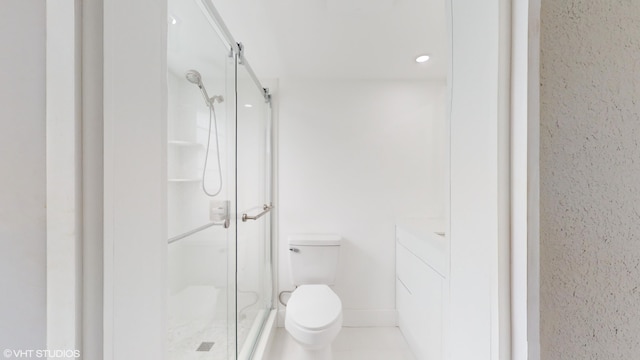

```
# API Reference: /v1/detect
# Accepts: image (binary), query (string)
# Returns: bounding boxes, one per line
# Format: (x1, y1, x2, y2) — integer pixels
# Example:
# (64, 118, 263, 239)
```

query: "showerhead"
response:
(185, 69, 203, 87)
(185, 69, 224, 107)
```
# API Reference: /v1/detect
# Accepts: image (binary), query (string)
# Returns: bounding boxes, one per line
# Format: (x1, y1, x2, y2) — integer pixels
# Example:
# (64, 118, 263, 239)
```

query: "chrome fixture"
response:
(242, 203, 274, 222)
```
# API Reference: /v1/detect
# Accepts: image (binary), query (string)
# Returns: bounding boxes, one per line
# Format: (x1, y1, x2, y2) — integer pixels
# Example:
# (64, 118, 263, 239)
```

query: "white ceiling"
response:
(210, 0, 448, 80)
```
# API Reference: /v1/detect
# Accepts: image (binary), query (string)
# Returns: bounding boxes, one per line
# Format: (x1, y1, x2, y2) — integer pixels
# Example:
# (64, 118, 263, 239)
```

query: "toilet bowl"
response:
(285, 284, 342, 360)
(286, 234, 342, 360)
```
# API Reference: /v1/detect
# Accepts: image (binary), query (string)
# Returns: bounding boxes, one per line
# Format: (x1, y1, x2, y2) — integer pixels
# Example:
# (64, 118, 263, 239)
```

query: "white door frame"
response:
(46, 0, 169, 359)
(46, 0, 83, 355)
(510, 1, 541, 359)
(46, 0, 541, 358)
(447, 1, 540, 359)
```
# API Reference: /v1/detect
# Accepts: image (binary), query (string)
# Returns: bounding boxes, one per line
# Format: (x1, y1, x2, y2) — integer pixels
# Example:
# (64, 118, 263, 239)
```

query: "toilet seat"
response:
(287, 285, 342, 331)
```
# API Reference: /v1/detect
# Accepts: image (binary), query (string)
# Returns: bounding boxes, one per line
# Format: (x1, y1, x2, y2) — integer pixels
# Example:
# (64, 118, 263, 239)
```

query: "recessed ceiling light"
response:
(169, 16, 177, 25)
(415, 55, 430, 63)
(244, 104, 253, 108)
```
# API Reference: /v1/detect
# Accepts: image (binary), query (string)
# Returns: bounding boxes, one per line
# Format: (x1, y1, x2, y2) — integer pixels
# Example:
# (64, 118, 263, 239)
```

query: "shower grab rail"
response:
(242, 203, 273, 222)
(169, 203, 273, 243)
(168, 220, 227, 244)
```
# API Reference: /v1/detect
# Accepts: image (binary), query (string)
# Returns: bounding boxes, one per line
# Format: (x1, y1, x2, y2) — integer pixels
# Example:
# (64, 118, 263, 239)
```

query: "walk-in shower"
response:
(167, 0, 274, 359)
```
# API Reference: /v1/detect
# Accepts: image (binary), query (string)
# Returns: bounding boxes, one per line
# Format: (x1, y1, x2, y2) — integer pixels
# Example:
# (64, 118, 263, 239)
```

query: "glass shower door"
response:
(167, 0, 273, 359)
(166, 0, 237, 358)
(235, 65, 273, 359)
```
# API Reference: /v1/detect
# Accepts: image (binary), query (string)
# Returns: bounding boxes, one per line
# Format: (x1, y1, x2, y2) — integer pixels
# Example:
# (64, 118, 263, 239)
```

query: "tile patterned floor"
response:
(264, 327, 417, 360)
(168, 319, 230, 360)
(167, 286, 257, 360)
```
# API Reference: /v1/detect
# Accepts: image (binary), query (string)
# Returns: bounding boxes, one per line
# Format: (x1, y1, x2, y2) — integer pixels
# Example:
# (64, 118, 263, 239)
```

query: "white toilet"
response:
(285, 234, 343, 360)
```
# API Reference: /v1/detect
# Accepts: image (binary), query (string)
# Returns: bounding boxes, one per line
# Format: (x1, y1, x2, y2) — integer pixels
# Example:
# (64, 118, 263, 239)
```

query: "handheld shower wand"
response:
(185, 69, 224, 107)
(185, 69, 224, 198)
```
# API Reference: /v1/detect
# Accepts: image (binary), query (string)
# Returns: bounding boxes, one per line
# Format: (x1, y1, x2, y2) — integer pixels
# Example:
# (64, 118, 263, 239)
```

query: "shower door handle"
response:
(242, 203, 273, 222)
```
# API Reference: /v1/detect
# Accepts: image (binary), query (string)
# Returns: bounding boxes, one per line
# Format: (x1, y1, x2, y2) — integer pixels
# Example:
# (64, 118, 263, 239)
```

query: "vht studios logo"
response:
(3, 349, 80, 358)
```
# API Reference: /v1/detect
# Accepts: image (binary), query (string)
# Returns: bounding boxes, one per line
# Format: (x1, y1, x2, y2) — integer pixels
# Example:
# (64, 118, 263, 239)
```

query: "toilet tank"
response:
(288, 234, 341, 286)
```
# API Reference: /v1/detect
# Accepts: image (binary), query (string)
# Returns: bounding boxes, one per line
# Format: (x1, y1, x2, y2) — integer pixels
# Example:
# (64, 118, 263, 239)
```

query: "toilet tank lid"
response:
(288, 234, 341, 246)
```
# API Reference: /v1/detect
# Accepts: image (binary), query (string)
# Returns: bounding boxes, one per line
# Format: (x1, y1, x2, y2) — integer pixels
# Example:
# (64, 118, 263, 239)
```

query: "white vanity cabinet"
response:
(396, 219, 447, 360)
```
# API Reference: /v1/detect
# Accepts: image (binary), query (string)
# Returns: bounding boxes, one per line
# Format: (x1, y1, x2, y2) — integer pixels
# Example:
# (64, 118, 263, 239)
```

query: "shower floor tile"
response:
(167, 285, 261, 360)
(168, 320, 230, 360)
(264, 327, 416, 360)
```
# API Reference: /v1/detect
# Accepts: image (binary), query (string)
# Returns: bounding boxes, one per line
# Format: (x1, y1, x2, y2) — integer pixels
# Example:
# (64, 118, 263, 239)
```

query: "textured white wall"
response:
(540, 1, 640, 358)
(0, 0, 47, 351)
(278, 79, 446, 325)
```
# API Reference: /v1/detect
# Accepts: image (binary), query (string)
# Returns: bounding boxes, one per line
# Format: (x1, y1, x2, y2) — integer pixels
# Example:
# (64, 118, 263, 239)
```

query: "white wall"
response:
(448, 0, 511, 359)
(540, 1, 640, 358)
(103, 0, 168, 358)
(0, 0, 46, 351)
(277, 79, 446, 325)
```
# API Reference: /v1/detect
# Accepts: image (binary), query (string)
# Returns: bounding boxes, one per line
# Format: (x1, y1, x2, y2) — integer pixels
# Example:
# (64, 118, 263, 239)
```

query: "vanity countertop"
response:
(395, 217, 448, 277)
(396, 217, 446, 239)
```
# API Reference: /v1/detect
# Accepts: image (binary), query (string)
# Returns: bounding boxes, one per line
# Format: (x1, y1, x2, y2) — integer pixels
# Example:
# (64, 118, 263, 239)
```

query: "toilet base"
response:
(290, 342, 332, 360)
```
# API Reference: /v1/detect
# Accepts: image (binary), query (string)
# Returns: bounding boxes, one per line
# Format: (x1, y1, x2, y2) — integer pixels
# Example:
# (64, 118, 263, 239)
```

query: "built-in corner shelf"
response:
(168, 140, 205, 149)
(168, 141, 204, 183)
(168, 178, 202, 183)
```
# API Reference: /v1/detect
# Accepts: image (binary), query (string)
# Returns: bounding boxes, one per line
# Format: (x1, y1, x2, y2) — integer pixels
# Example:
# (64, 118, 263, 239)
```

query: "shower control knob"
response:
(289, 248, 300, 253)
